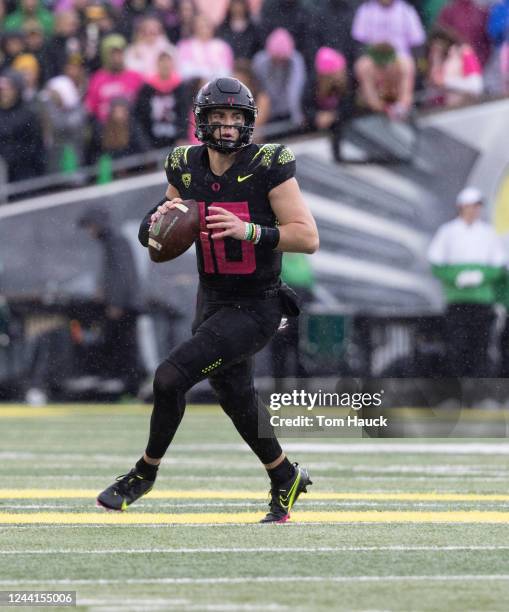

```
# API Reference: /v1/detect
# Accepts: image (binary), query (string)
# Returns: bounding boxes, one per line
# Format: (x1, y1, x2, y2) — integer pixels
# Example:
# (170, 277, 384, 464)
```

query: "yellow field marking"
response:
(2, 511, 509, 524)
(0, 407, 77, 417)
(0, 405, 219, 418)
(1, 489, 509, 502)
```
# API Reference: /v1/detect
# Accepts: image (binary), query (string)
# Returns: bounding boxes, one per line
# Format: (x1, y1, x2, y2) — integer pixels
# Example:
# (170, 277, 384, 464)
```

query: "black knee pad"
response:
(153, 360, 190, 397)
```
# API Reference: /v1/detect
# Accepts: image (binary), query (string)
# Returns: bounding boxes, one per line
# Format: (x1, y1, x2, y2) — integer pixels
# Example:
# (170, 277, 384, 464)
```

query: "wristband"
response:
(253, 224, 262, 244)
(244, 222, 251, 241)
(258, 226, 280, 249)
(247, 223, 255, 241)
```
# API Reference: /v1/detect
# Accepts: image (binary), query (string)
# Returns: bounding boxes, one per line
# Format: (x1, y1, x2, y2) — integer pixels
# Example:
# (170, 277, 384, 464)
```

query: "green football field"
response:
(1, 404, 509, 611)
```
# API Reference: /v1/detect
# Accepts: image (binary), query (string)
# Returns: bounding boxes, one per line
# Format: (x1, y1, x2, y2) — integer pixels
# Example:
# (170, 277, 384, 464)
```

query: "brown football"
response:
(148, 199, 200, 263)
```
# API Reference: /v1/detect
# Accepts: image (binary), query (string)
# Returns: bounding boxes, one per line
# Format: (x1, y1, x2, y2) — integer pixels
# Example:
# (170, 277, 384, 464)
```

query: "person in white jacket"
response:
(427, 187, 506, 376)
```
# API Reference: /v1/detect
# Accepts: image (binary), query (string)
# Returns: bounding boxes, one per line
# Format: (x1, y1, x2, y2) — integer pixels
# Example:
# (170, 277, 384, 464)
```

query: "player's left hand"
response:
(206, 206, 246, 240)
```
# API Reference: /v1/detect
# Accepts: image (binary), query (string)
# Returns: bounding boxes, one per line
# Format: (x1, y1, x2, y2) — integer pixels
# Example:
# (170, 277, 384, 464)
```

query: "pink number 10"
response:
(198, 201, 256, 274)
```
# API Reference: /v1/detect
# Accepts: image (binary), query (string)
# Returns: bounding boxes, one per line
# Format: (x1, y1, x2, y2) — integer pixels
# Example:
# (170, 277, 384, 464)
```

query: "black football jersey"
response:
(164, 142, 296, 296)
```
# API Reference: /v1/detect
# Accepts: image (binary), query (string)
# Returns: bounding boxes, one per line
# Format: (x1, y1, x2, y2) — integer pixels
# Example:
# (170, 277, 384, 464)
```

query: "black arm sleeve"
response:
(138, 199, 167, 247)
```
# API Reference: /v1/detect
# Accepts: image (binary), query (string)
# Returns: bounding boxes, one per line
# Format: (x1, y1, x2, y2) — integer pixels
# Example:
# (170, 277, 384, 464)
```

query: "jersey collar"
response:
(202, 144, 254, 180)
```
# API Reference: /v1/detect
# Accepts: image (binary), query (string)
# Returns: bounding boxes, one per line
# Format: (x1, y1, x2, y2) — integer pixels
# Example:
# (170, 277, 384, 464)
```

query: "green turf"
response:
(1, 405, 509, 611)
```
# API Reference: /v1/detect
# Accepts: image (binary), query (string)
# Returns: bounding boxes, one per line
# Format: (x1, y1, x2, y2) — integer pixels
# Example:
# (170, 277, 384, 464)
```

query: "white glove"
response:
(455, 269, 484, 288)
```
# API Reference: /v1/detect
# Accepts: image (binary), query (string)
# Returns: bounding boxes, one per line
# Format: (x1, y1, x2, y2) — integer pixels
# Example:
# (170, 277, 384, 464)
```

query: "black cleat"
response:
(96, 469, 154, 511)
(260, 463, 312, 523)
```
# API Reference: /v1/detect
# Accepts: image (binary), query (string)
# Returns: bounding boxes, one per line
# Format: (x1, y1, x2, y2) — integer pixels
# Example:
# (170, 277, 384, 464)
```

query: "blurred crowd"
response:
(0, 0, 507, 183)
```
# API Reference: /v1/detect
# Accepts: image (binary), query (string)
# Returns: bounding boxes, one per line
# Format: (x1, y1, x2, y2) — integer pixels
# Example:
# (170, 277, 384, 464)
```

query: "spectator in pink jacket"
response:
(176, 13, 234, 81)
(85, 34, 144, 123)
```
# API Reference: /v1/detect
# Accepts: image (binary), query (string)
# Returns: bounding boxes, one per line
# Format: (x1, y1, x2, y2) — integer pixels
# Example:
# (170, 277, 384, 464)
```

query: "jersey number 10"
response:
(198, 201, 256, 275)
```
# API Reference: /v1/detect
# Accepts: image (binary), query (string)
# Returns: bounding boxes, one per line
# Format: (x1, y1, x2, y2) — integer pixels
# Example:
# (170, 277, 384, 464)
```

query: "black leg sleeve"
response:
(145, 360, 191, 459)
(209, 359, 283, 465)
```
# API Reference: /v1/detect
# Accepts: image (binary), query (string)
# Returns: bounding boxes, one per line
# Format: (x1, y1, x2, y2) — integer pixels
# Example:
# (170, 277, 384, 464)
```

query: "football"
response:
(148, 199, 200, 263)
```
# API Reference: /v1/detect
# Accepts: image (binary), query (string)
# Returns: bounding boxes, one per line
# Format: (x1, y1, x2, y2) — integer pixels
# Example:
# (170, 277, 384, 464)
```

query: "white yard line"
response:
(1, 575, 509, 586)
(1, 475, 264, 481)
(350, 465, 509, 475)
(7, 474, 509, 482)
(4, 442, 509, 457)
(79, 599, 189, 609)
(3, 453, 509, 476)
(2, 546, 509, 555)
(0, 452, 254, 466)
(281, 443, 509, 455)
(88, 608, 272, 612)
(351, 476, 509, 482)
(0, 505, 79, 509)
(3, 501, 509, 511)
(0, 521, 497, 529)
(82, 603, 285, 612)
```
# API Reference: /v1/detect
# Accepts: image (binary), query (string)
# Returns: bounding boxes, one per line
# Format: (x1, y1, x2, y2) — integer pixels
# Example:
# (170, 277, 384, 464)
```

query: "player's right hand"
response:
(150, 198, 184, 224)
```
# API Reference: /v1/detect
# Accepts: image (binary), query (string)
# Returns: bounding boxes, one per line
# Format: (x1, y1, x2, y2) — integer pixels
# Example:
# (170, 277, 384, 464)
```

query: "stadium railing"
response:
(0, 120, 298, 204)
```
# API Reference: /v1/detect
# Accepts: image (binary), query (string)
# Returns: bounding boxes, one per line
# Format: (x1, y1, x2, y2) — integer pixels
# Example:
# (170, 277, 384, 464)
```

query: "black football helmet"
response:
(193, 77, 257, 153)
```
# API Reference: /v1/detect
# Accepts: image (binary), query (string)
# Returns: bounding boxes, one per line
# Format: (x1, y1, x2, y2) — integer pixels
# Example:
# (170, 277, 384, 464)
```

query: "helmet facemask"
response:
(195, 108, 256, 153)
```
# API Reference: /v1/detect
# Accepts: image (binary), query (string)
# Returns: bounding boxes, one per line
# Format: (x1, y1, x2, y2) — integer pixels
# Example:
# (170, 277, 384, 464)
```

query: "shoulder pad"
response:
(277, 146, 296, 165)
(250, 143, 281, 168)
(165, 145, 196, 173)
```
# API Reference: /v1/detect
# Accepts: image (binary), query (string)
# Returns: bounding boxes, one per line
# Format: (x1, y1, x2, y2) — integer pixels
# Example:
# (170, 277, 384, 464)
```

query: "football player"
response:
(97, 77, 319, 523)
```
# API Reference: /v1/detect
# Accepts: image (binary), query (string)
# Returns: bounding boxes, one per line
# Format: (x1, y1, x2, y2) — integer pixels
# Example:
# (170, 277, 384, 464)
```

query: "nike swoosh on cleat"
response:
(279, 472, 302, 510)
(237, 174, 253, 183)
